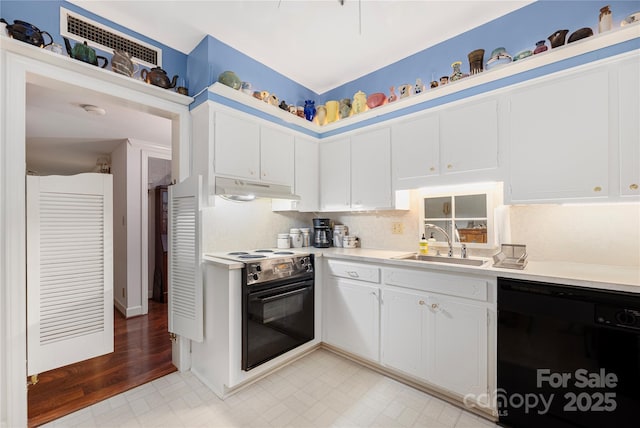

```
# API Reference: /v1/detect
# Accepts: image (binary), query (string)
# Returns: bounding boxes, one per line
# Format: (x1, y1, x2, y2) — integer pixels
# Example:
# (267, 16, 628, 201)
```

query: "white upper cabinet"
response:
(214, 110, 260, 179)
(618, 58, 640, 197)
(260, 125, 294, 185)
(440, 98, 499, 174)
(507, 68, 610, 203)
(320, 138, 351, 211)
(391, 114, 439, 189)
(351, 127, 392, 209)
(294, 136, 319, 212)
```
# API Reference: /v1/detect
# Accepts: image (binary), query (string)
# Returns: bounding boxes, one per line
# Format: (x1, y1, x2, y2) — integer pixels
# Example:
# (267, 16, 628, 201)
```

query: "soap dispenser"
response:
(427, 233, 436, 255)
(419, 234, 428, 255)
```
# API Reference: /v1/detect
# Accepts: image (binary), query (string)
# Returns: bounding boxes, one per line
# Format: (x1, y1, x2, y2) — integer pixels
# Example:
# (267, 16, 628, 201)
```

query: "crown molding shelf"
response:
(0, 36, 193, 106)
(208, 23, 639, 135)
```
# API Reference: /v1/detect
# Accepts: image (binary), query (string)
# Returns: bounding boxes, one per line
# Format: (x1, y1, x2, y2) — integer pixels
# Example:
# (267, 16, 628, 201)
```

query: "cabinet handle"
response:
(431, 303, 439, 310)
(347, 271, 359, 278)
(262, 172, 267, 177)
(429, 167, 435, 172)
(418, 300, 426, 305)
(630, 184, 639, 190)
(593, 186, 602, 192)
(447, 164, 453, 169)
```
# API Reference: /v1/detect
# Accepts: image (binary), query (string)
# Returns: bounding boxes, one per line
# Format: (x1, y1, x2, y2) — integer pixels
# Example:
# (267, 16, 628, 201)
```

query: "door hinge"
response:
(27, 374, 39, 387)
(169, 332, 177, 342)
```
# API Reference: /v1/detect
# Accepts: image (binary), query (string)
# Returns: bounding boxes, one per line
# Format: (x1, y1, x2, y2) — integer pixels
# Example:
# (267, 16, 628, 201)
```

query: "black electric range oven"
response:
(224, 250, 314, 371)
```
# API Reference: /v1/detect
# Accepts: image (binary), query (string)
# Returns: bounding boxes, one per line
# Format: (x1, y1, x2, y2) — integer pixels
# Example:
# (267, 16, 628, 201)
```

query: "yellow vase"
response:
(325, 100, 339, 123)
(352, 91, 368, 115)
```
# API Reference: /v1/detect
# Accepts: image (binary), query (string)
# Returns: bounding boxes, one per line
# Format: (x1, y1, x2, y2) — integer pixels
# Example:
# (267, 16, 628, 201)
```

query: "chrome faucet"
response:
(425, 224, 453, 257)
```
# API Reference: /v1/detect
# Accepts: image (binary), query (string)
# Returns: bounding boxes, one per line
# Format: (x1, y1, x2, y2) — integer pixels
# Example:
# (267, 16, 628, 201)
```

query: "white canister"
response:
(300, 228, 311, 247)
(343, 236, 358, 248)
(290, 228, 303, 248)
(277, 233, 291, 249)
(333, 225, 348, 247)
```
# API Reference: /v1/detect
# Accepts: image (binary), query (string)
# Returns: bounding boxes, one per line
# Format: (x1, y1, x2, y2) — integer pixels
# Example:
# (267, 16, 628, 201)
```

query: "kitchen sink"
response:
(394, 253, 487, 266)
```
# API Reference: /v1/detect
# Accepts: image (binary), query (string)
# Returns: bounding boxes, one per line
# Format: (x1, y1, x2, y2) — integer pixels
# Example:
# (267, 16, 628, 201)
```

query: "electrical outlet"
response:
(392, 222, 404, 234)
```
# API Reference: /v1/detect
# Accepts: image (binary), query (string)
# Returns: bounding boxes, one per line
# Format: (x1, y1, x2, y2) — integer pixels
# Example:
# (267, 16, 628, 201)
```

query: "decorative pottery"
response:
(548, 29, 569, 48)
(326, 100, 339, 123)
(533, 40, 548, 54)
(398, 84, 412, 98)
(260, 90, 270, 101)
(218, 70, 241, 89)
(141, 67, 178, 88)
(288, 105, 297, 114)
(315, 105, 327, 126)
(267, 94, 279, 106)
(513, 50, 532, 61)
(241, 81, 252, 95)
(450, 61, 467, 81)
(64, 38, 109, 68)
(303, 100, 316, 121)
(339, 98, 352, 119)
(430, 80, 438, 88)
(486, 47, 512, 70)
(599, 5, 613, 33)
(252, 91, 263, 100)
(3, 19, 52, 48)
(366, 93, 387, 109)
(568, 27, 593, 43)
(468, 49, 484, 75)
(352, 91, 368, 114)
(297, 106, 305, 118)
(112, 49, 138, 77)
(388, 86, 398, 103)
(279, 100, 289, 111)
(439, 76, 449, 86)
(414, 78, 425, 95)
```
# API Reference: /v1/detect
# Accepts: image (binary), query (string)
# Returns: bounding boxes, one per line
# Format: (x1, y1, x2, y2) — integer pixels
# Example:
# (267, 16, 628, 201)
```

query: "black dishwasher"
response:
(497, 277, 640, 428)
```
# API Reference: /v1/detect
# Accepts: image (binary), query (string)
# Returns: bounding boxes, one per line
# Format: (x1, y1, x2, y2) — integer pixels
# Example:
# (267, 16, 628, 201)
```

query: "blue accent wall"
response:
(320, 1, 640, 103)
(0, 0, 188, 87)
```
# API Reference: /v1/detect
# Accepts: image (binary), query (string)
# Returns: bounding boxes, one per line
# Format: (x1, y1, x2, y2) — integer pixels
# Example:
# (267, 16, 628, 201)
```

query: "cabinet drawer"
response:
(384, 268, 489, 301)
(326, 259, 380, 283)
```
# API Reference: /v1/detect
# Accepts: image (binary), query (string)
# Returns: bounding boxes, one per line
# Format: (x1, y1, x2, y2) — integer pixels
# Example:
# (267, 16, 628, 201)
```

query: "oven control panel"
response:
(245, 255, 313, 285)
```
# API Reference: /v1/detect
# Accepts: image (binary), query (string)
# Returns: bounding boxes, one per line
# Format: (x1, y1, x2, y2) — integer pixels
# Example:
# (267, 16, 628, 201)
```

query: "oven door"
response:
(242, 279, 314, 371)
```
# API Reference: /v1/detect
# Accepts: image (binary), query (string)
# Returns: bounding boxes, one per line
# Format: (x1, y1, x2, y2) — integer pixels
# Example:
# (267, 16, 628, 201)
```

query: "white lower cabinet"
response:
(382, 286, 488, 398)
(324, 260, 381, 361)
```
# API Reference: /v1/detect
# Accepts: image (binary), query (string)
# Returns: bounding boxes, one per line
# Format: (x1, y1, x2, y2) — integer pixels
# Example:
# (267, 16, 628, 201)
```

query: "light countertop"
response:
(203, 247, 640, 293)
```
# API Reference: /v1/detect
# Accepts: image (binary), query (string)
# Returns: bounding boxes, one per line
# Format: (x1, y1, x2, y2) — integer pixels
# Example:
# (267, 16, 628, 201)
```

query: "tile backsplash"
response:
(202, 193, 639, 267)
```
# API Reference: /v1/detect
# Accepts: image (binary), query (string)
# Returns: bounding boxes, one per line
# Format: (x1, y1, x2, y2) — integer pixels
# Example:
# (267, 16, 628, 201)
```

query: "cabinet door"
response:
(508, 70, 609, 202)
(214, 110, 260, 179)
(260, 126, 294, 185)
(392, 114, 439, 189)
(320, 138, 350, 211)
(619, 59, 640, 197)
(440, 99, 498, 174)
(351, 127, 392, 209)
(294, 137, 319, 212)
(324, 278, 380, 362)
(382, 288, 428, 380)
(428, 296, 487, 397)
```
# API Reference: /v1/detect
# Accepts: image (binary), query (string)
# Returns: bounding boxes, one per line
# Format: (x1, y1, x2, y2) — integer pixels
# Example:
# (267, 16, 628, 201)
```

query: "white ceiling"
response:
(68, 0, 533, 94)
(29, 1, 533, 175)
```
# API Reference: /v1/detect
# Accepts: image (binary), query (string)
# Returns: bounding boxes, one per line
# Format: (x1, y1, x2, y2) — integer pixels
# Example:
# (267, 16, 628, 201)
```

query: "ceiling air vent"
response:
(60, 7, 161, 68)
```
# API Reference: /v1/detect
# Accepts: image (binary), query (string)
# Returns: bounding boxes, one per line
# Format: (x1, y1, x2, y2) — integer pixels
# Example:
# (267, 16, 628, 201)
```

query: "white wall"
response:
(111, 141, 128, 313)
(202, 197, 313, 252)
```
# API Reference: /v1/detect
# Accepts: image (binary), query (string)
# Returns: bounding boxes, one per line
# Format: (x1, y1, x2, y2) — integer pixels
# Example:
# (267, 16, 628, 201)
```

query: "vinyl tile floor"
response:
(43, 349, 498, 428)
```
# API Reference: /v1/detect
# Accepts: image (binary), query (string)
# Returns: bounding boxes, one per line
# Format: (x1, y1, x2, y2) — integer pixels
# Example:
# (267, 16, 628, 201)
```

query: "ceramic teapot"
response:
(548, 29, 569, 48)
(111, 49, 138, 77)
(141, 67, 178, 89)
(64, 38, 108, 68)
(2, 19, 52, 48)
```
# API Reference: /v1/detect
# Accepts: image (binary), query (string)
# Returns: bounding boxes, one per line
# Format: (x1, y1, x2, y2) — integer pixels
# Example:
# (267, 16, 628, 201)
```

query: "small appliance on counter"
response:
(493, 243, 527, 269)
(312, 218, 332, 248)
(333, 224, 348, 247)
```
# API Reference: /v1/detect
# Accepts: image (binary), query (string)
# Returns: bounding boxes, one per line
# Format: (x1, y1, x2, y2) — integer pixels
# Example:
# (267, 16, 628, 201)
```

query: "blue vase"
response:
(304, 100, 316, 122)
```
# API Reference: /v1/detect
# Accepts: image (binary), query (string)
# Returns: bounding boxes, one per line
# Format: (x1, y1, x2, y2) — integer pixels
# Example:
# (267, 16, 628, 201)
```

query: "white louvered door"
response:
(168, 175, 203, 342)
(27, 173, 114, 375)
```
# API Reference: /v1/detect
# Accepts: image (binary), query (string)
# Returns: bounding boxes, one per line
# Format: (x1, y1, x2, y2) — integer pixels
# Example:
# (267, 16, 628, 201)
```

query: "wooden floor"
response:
(28, 300, 176, 427)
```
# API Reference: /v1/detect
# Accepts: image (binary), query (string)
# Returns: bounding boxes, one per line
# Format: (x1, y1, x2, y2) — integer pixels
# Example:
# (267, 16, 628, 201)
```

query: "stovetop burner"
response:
(228, 251, 249, 255)
(238, 254, 267, 259)
(273, 251, 294, 255)
(254, 249, 275, 253)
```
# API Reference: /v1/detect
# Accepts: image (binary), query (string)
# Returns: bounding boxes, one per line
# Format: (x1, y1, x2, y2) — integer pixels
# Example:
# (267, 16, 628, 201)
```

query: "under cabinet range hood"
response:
(214, 176, 299, 201)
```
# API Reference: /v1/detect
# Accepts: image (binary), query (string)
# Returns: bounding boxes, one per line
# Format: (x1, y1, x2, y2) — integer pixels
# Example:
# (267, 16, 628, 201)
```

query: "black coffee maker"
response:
(313, 218, 332, 248)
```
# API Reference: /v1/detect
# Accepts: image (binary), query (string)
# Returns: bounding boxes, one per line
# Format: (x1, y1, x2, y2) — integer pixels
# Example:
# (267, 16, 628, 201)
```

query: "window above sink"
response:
(419, 182, 503, 249)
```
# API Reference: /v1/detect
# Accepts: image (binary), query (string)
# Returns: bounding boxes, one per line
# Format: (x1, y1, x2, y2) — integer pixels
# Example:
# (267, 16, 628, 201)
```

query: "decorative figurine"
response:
(398, 84, 412, 98)
(303, 100, 316, 122)
(440, 76, 449, 86)
(279, 100, 289, 111)
(430, 80, 439, 88)
(414, 78, 425, 95)
(315, 105, 327, 126)
(450, 61, 467, 81)
(388, 86, 398, 103)
(599, 5, 612, 33)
